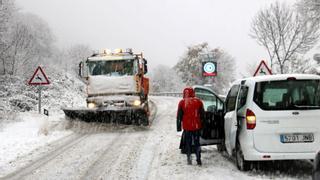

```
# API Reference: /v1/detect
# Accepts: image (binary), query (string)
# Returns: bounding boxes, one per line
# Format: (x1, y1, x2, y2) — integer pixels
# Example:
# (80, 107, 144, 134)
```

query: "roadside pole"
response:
(38, 86, 42, 114)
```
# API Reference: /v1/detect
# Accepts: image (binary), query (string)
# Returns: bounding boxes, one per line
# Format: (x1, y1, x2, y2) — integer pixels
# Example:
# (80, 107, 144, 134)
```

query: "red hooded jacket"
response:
(177, 87, 204, 131)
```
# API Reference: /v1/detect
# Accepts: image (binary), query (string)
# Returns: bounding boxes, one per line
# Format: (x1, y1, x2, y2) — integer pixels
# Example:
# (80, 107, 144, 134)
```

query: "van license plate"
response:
(280, 133, 314, 143)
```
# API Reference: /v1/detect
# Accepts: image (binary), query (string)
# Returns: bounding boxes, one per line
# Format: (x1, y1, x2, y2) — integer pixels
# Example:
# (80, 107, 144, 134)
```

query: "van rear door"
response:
(224, 84, 241, 155)
(252, 79, 320, 153)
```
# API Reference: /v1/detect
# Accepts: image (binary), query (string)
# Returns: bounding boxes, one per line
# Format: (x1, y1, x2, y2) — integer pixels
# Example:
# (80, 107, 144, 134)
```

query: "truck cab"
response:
(70, 48, 150, 125)
(79, 49, 148, 106)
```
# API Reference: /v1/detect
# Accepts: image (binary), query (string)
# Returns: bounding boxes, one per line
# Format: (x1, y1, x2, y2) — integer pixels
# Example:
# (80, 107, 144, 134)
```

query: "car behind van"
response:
(224, 74, 320, 171)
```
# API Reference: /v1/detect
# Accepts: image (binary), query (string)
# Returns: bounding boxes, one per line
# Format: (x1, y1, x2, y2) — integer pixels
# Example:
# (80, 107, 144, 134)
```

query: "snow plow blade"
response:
(62, 107, 149, 126)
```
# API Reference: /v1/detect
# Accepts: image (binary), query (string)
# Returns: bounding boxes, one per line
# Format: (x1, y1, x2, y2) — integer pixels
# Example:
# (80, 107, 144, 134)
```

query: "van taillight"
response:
(246, 109, 256, 130)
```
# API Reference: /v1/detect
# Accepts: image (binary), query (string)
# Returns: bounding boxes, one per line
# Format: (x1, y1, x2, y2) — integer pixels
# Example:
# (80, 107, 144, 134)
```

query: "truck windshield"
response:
(88, 59, 135, 76)
(254, 80, 320, 110)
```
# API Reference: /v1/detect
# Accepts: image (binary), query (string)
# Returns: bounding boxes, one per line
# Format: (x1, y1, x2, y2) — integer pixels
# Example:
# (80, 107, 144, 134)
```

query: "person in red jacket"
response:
(177, 87, 205, 165)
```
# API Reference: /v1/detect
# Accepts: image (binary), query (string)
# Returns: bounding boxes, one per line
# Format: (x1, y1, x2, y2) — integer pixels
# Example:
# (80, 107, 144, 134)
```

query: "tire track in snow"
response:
(23, 132, 124, 180)
(81, 100, 158, 179)
(83, 132, 147, 180)
(2, 133, 89, 180)
(81, 97, 173, 180)
(131, 97, 180, 180)
(81, 98, 160, 180)
(80, 131, 147, 179)
(79, 132, 126, 179)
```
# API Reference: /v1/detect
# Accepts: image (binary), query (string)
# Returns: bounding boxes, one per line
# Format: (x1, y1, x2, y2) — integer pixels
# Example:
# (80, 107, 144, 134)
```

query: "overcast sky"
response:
(16, 0, 292, 75)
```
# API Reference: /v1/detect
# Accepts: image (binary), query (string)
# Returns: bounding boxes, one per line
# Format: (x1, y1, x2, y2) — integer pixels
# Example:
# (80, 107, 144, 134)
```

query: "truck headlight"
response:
(88, 102, 96, 109)
(133, 100, 141, 106)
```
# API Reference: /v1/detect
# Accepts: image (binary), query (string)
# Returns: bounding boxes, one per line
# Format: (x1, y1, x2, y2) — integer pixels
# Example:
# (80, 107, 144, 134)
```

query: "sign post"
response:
(38, 86, 42, 114)
(28, 66, 50, 114)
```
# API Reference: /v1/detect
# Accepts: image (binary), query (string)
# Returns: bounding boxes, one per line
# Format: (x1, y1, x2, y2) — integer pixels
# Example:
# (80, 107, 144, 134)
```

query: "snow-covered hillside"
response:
(0, 70, 86, 122)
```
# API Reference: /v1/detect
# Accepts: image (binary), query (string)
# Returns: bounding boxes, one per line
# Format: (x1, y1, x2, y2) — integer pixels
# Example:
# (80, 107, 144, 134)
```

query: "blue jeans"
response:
(185, 130, 201, 162)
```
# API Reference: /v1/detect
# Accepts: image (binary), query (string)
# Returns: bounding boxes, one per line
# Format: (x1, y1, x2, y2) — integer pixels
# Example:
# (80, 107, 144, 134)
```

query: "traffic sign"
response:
(253, 60, 272, 76)
(202, 61, 217, 76)
(28, 66, 50, 85)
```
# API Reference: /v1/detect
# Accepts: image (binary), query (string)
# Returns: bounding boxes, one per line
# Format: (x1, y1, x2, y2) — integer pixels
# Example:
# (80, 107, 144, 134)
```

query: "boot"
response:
(187, 156, 192, 165)
(197, 159, 202, 166)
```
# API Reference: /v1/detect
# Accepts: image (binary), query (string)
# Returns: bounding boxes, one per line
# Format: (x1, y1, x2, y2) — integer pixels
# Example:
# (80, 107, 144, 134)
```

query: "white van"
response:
(224, 74, 320, 171)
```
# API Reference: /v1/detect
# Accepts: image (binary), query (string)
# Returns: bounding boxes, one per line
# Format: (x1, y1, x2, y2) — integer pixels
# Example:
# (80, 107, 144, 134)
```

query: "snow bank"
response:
(0, 112, 72, 177)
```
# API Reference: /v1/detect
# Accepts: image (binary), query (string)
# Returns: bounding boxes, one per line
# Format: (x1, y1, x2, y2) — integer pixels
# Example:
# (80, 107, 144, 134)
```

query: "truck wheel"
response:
(141, 113, 149, 126)
(136, 110, 148, 126)
(236, 141, 251, 171)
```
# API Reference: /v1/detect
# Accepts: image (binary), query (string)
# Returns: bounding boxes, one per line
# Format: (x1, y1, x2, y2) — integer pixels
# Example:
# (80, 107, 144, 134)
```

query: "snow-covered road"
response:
(0, 97, 313, 180)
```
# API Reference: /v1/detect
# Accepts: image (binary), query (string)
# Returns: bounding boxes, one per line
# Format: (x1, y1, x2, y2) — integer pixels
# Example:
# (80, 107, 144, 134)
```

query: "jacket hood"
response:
(183, 87, 195, 98)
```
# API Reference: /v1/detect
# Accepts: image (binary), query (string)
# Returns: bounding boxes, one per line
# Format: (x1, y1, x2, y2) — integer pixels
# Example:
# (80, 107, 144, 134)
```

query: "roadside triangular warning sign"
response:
(253, 60, 272, 76)
(28, 66, 50, 85)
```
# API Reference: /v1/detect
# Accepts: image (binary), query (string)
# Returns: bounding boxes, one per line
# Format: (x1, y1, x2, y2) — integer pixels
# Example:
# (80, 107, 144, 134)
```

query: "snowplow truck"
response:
(63, 49, 150, 126)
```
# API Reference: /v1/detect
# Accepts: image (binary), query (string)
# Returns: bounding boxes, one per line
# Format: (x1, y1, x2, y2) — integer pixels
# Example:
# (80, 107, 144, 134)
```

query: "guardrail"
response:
(150, 92, 226, 101)
(149, 92, 183, 97)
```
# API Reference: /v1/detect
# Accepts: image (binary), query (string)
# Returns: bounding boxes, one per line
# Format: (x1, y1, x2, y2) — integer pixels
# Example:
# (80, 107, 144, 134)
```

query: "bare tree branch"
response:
(250, 1, 320, 74)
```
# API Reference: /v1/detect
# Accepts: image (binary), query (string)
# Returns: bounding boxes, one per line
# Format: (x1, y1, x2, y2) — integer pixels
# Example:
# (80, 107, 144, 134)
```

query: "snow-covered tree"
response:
(0, 12, 54, 76)
(240, 61, 260, 78)
(250, 2, 320, 74)
(174, 43, 235, 94)
(150, 64, 185, 93)
(0, 0, 15, 75)
(289, 57, 316, 74)
(211, 49, 236, 94)
(48, 44, 92, 78)
(297, 0, 320, 23)
(0, 1, 87, 116)
(67, 44, 92, 76)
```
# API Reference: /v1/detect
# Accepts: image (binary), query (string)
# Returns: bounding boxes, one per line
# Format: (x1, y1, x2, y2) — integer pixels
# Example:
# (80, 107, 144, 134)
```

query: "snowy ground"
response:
(0, 96, 313, 180)
(0, 112, 72, 177)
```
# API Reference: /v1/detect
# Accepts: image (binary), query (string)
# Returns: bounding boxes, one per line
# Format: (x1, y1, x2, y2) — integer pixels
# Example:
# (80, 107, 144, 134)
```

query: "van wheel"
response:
(236, 141, 251, 171)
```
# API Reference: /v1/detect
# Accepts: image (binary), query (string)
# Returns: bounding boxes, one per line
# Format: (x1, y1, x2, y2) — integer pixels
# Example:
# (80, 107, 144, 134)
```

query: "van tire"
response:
(236, 141, 251, 171)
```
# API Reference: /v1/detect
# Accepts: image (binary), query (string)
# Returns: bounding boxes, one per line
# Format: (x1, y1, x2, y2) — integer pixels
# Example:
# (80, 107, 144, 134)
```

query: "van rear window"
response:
(254, 80, 320, 110)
